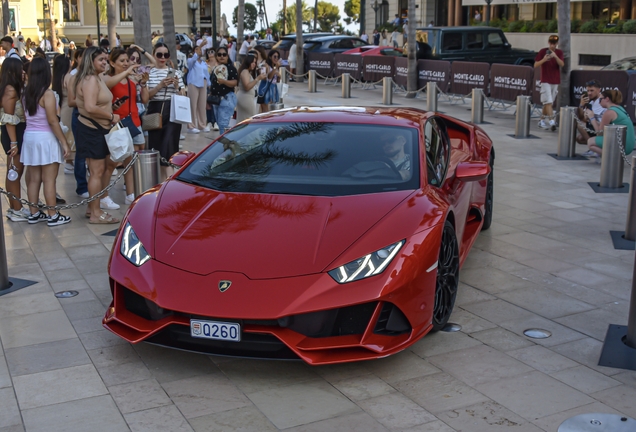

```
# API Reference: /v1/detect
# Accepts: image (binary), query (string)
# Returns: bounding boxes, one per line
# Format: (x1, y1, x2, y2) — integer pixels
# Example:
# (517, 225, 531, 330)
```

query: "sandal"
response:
(86, 211, 108, 219)
(88, 212, 120, 224)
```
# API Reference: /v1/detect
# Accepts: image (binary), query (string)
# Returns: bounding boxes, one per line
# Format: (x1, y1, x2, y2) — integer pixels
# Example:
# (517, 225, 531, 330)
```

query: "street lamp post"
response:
(95, 0, 100, 43)
(42, 0, 48, 50)
(188, 2, 199, 35)
(372, 0, 380, 29)
(485, 0, 492, 25)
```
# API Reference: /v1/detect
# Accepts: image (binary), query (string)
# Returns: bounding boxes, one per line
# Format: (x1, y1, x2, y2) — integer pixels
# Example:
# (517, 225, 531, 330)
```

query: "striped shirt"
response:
(147, 67, 185, 101)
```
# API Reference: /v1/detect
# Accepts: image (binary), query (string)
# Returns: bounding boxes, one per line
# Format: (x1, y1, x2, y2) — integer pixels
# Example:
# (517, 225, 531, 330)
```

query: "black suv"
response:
(272, 33, 333, 51)
(414, 27, 536, 66)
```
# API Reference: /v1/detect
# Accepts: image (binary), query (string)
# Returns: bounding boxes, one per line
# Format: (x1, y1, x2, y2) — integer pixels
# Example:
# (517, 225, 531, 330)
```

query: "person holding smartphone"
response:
(534, 35, 564, 131)
(576, 80, 605, 150)
(147, 43, 185, 179)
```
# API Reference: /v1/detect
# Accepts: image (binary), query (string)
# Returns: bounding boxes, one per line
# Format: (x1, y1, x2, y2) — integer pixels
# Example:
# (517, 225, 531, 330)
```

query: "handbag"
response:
(119, 80, 141, 137)
(105, 123, 134, 163)
(207, 94, 221, 105)
(170, 94, 192, 124)
(257, 76, 274, 105)
(142, 86, 168, 131)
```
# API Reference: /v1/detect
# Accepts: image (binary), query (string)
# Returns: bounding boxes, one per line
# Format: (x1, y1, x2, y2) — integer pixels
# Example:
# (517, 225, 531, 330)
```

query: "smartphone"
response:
(113, 96, 130, 105)
(546, 49, 552, 55)
(166, 70, 175, 79)
(585, 103, 592, 110)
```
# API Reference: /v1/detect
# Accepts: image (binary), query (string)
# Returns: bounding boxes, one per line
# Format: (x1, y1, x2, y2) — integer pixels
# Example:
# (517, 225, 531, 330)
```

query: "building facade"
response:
(5, 0, 222, 46)
(364, 0, 636, 33)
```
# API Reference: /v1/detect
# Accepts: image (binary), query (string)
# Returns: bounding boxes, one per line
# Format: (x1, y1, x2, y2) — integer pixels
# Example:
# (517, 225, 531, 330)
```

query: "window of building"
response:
(120, 0, 133, 21)
(63, 0, 80, 22)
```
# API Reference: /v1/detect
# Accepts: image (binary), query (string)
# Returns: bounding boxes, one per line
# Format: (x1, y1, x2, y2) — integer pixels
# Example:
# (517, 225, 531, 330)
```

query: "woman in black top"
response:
(208, 46, 238, 134)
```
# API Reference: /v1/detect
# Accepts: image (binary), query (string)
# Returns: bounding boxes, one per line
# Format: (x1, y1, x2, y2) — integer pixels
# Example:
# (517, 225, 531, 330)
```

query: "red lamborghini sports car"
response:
(103, 106, 494, 365)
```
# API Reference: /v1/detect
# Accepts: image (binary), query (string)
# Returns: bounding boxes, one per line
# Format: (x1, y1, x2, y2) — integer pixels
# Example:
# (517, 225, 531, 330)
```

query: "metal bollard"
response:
(342, 73, 351, 98)
(599, 125, 626, 189)
(557, 107, 577, 158)
(629, 245, 636, 348)
(133, 149, 161, 198)
(308, 70, 316, 93)
(280, 67, 288, 85)
(515, 95, 531, 138)
(471, 88, 484, 124)
(426, 81, 438, 112)
(625, 156, 636, 241)
(382, 77, 393, 105)
(0, 198, 9, 291)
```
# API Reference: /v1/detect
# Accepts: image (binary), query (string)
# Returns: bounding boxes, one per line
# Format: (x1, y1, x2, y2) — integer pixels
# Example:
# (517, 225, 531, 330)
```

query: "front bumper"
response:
(104, 252, 436, 365)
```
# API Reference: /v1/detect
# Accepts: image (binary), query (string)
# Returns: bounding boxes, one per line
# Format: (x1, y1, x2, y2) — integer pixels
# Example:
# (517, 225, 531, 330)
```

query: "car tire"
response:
(432, 220, 459, 331)
(481, 153, 494, 231)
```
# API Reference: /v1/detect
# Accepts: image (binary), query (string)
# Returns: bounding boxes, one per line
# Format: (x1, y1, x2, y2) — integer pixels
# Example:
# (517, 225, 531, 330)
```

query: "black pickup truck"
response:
(414, 27, 536, 66)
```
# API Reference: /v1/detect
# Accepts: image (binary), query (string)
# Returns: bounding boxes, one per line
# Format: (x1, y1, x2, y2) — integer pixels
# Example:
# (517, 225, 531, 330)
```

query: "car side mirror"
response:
(169, 151, 196, 168)
(455, 161, 490, 182)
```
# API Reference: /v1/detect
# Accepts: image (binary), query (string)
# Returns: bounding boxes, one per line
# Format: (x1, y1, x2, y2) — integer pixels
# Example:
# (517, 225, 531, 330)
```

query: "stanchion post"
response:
(382, 77, 393, 105)
(308, 70, 316, 93)
(625, 155, 636, 241)
(280, 67, 288, 85)
(133, 149, 161, 198)
(0, 197, 10, 290)
(628, 247, 636, 348)
(342, 73, 351, 98)
(471, 88, 484, 124)
(515, 95, 531, 138)
(557, 107, 577, 158)
(426, 81, 437, 112)
(599, 125, 626, 189)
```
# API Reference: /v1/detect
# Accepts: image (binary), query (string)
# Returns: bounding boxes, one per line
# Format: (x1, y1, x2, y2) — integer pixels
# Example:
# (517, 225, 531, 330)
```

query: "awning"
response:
(462, 0, 593, 6)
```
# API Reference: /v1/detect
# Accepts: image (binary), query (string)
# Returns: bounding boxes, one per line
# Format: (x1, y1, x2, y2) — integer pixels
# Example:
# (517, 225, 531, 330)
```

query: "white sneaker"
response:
(179, 144, 183, 149)
(180, 134, 186, 140)
(100, 196, 120, 210)
(212, 123, 219, 131)
(6, 208, 28, 222)
(77, 192, 89, 198)
(111, 169, 118, 177)
(202, 126, 211, 132)
(188, 128, 200, 134)
(582, 150, 596, 157)
(538, 120, 549, 129)
(125, 193, 135, 205)
(206, 122, 213, 130)
(64, 162, 74, 174)
(549, 119, 557, 131)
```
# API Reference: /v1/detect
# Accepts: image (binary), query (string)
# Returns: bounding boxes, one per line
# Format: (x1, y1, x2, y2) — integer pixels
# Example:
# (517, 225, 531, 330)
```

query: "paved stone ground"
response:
(1, 79, 635, 432)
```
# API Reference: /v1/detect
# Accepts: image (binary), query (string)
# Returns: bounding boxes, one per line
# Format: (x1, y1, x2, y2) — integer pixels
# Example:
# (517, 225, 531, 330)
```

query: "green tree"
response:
(343, 0, 360, 25)
(233, 3, 258, 31)
(278, 2, 312, 33)
(316, 2, 340, 32)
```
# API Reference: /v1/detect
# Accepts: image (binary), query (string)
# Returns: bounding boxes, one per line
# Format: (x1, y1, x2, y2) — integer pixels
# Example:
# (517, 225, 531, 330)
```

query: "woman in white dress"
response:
(236, 54, 266, 122)
(21, 57, 71, 226)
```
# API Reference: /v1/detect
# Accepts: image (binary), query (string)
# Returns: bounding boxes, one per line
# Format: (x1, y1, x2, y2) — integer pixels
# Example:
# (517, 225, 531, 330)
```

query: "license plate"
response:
(190, 320, 241, 342)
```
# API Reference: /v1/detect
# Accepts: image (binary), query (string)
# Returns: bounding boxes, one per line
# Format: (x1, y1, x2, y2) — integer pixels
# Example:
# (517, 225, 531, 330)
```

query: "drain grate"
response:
(523, 328, 551, 339)
(54, 290, 79, 298)
(558, 413, 635, 431)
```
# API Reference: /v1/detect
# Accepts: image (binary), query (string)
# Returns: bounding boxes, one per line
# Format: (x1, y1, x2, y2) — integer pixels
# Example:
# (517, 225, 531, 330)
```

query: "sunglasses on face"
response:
(155, 52, 170, 59)
(216, 52, 227, 57)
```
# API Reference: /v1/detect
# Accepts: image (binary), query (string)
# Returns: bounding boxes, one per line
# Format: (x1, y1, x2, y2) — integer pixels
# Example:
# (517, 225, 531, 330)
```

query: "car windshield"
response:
(177, 122, 420, 196)
(603, 58, 636, 70)
(303, 41, 321, 51)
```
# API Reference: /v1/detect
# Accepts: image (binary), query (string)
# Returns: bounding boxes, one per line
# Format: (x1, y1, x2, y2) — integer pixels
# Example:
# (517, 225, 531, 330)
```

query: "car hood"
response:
(152, 180, 413, 279)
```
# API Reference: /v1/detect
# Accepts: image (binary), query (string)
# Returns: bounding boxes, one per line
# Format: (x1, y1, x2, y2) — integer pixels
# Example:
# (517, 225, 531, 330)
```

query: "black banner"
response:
(363, 56, 395, 82)
(569, 70, 629, 112)
(333, 54, 363, 81)
(394, 57, 408, 87)
(306, 52, 335, 78)
(417, 60, 451, 93)
(490, 64, 534, 102)
(450, 61, 490, 95)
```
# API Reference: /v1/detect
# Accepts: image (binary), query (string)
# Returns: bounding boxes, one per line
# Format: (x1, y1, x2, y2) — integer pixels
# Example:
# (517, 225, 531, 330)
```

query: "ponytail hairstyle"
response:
(24, 57, 51, 116)
(602, 89, 623, 105)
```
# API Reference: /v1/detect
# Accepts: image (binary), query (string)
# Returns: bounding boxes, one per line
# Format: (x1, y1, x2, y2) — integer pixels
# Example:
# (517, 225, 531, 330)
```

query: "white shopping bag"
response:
(106, 123, 134, 163)
(277, 83, 289, 99)
(170, 94, 192, 124)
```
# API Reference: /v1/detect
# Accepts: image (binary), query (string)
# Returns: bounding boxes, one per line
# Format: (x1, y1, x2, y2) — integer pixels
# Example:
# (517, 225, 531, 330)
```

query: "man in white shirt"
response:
(1, 36, 21, 60)
(219, 35, 228, 47)
(16, 35, 26, 57)
(265, 28, 274, 41)
(238, 36, 251, 63)
(577, 79, 607, 147)
(40, 37, 51, 51)
(175, 42, 187, 75)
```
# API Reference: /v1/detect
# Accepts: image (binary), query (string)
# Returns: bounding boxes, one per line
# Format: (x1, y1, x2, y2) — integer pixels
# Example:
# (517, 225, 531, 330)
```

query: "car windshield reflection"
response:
(177, 122, 420, 196)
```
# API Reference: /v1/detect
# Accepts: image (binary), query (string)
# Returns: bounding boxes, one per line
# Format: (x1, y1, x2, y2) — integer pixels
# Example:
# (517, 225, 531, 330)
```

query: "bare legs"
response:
(26, 163, 59, 216)
(6, 155, 24, 211)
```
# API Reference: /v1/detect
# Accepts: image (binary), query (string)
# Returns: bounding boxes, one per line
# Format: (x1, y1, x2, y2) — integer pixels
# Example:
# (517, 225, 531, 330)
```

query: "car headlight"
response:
(120, 222, 151, 266)
(328, 240, 404, 284)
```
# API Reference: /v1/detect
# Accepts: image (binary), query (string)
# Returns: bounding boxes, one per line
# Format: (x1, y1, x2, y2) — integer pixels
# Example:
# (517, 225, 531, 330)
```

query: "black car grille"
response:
(374, 302, 411, 335)
(122, 288, 173, 321)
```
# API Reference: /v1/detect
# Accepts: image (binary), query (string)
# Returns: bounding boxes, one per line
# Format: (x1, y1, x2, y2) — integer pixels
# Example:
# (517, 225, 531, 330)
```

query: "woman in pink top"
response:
(20, 57, 71, 226)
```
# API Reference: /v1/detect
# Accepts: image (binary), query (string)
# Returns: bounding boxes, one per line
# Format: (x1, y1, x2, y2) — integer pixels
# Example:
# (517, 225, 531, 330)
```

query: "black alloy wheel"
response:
(432, 220, 459, 331)
(481, 153, 494, 231)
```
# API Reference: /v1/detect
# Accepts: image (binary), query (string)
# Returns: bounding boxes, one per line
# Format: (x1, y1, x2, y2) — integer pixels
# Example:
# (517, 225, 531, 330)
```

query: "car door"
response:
(482, 31, 513, 64)
(439, 31, 465, 62)
(464, 31, 487, 63)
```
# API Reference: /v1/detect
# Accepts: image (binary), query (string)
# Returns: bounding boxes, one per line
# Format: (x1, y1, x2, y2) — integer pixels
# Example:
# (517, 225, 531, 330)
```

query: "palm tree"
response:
(237, 0, 245, 46)
(557, 0, 571, 107)
(296, 0, 304, 82)
(2, 0, 9, 35)
(406, 0, 417, 98)
(132, 0, 152, 53)
(162, 0, 176, 59)
(107, 0, 117, 50)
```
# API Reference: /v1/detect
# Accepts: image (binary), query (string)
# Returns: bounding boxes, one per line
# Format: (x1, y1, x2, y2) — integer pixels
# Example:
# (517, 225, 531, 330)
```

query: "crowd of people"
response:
(1, 31, 283, 227)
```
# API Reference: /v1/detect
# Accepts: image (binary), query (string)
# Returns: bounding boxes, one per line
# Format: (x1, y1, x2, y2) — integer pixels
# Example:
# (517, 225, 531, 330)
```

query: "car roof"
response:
(415, 26, 500, 31)
(249, 106, 430, 128)
(281, 32, 332, 40)
(305, 35, 363, 42)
